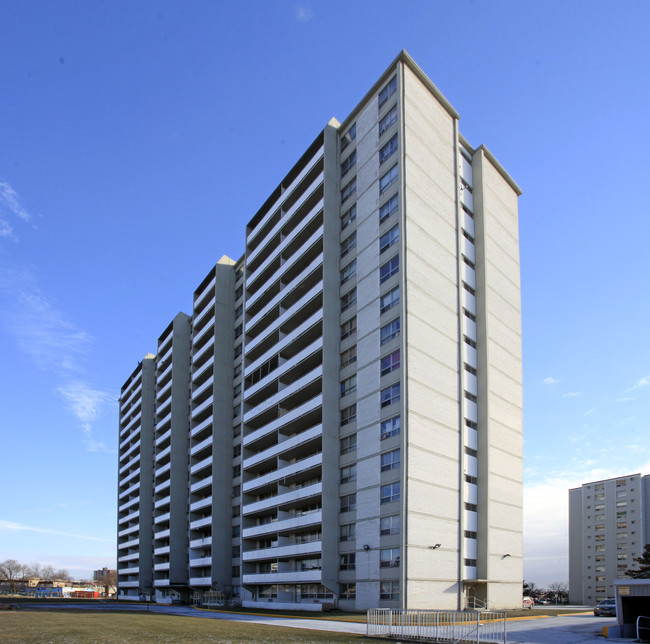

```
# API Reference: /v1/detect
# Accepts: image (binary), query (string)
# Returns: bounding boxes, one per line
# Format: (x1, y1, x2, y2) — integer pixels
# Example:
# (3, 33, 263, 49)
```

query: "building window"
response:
(235, 285, 243, 300)
(381, 383, 400, 408)
(234, 363, 241, 379)
(234, 323, 243, 338)
(233, 444, 241, 458)
(379, 134, 398, 165)
(380, 286, 400, 314)
(340, 316, 357, 340)
(380, 193, 399, 223)
(233, 404, 240, 418)
(340, 553, 356, 571)
(381, 482, 400, 504)
(341, 375, 357, 397)
(340, 434, 357, 455)
(464, 530, 477, 539)
(381, 416, 401, 439)
(465, 474, 478, 484)
(380, 581, 399, 600)
(341, 231, 357, 257)
(380, 255, 399, 283)
(378, 76, 397, 110)
(380, 318, 400, 345)
(341, 123, 356, 152)
(341, 259, 357, 285)
(380, 224, 399, 254)
(341, 150, 357, 178)
(465, 502, 477, 512)
(464, 559, 477, 567)
(465, 446, 478, 457)
(235, 303, 243, 319)
(340, 583, 356, 599)
(340, 464, 357, 484)
(340, 403, 357, 426)
(341, 288, 357, 313)
(381, 349, 400, 375)
(341, 177, 357, 204)
(233, 464, 241, 478)
(380, 548, 400, 568)
(381, 449, 400, 471)
(340, 344, 357, 368)
(232, 505, 240, 517)
(340, 523, 356, 541)
(232, 525, 240, 538)
(379, 105, 397, 135)
(234, 343, 242, 358)
(380, 164, 399, 194)
(380, 515, 400, 535)
(341, 203, 357, 230)
(232, 566, 240, 578)
(340, 493, 357, 513)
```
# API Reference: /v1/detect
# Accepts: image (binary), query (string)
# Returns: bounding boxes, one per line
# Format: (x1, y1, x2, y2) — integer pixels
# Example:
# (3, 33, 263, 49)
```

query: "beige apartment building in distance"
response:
(117, 51, 523, 611)
(569, 473, 650, 604)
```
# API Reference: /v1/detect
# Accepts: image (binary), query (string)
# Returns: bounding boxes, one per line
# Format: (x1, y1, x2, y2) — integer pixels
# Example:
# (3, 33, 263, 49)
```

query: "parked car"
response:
(594, 599, 616, 617)
(522, 597, 535, 609)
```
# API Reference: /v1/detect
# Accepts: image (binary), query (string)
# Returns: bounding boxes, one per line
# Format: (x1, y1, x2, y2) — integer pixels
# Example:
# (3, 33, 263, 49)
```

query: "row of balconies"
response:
(246, 148, 324, 255)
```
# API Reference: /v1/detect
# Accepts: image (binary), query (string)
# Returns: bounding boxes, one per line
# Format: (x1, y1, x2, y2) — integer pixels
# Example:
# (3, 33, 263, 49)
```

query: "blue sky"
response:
(1, 1, 649, 586)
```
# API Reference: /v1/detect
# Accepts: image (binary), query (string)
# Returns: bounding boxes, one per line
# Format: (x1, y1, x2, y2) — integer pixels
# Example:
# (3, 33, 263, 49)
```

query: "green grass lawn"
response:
(0, 610, 365, 644)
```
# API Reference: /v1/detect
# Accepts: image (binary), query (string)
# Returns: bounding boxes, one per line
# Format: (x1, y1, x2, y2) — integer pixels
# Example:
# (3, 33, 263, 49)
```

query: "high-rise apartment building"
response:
(569, 474, 650, 604)
(117, 51, 523, 611)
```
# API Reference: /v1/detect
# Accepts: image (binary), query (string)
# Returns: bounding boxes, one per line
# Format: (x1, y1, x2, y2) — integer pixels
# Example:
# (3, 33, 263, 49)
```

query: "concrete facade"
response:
(569, 473, 650, 605)
(117, 51, 522, 611)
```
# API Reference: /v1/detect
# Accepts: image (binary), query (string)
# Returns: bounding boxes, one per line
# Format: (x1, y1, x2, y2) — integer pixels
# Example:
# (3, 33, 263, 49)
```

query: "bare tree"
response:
(0, 559, 27, 592)
(547, 581, 568, 604)
(95, 569, 117, 597)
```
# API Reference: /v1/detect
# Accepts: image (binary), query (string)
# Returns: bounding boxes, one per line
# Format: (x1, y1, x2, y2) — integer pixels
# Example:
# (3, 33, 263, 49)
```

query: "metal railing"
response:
(367, 608, 507, 643)
(638, 615, 650, 643)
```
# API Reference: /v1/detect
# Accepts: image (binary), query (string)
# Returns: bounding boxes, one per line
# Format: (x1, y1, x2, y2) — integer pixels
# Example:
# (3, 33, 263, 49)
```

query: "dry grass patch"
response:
(0, 610, 365, 643)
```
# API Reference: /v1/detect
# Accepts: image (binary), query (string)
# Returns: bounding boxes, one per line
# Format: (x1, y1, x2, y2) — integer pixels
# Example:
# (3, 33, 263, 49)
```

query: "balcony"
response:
(155, 411, 172, 433)
(156, 376, 173, 403)
(118, 481, 140, 499)
(154, 546, 170, 556)
(191, 435, 212, 458)
(154, 512, 171, 525)
(242, 510, 322, 539)
(244, 424, 321, 471)
(189, 576, 212, 586)
(154, 495, 170, 510)
(244, 395, 322, 449)
(247, 150, 323, 251)
(191, 415, 213, 439)
(155, 478, 171, 494)
(190, 496, 213, 512)
(118, 553, 139, 563)
(120, 381, 142, 411)
(154, 528, 171, 540)
(243, 453, 322, 494)
(120, 425, 141, 450)
(190, 516, 212, 530)
(119, 464, 140, 483)
(190, 455, 212, 476)
(189, 556, 212, 568)
(243, 569, 321, 584)
(154, 562, 170, 572)
(119, 439, 141, 464)
(245, 250, 323, 336)
(118, 497, 139, 513)
(155, 427, 172, 447)
(192, 354, 215, 383)
(121, 411, 142, 437)
(190, 536, 212, 549)
(191, 475, 212, 494)
(192, 375, 214, 402)
(191, 396, 213, 422)
(155, 462, 171, 479)
(244, 366, 322, 426)
(118, 537, 140, 550)
(244, 338, 323, 403)
(243, 540, 322, 562)
(243, 482, 322, 516)
(118, 524, 139, 538)
(193, 295, 216, 328)
(118, 580, 139, 589)
(119, 566, 139, 575)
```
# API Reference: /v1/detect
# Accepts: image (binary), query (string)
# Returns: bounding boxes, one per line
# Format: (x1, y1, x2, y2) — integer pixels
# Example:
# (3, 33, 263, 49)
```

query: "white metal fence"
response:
(367, 608, 507, 643)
